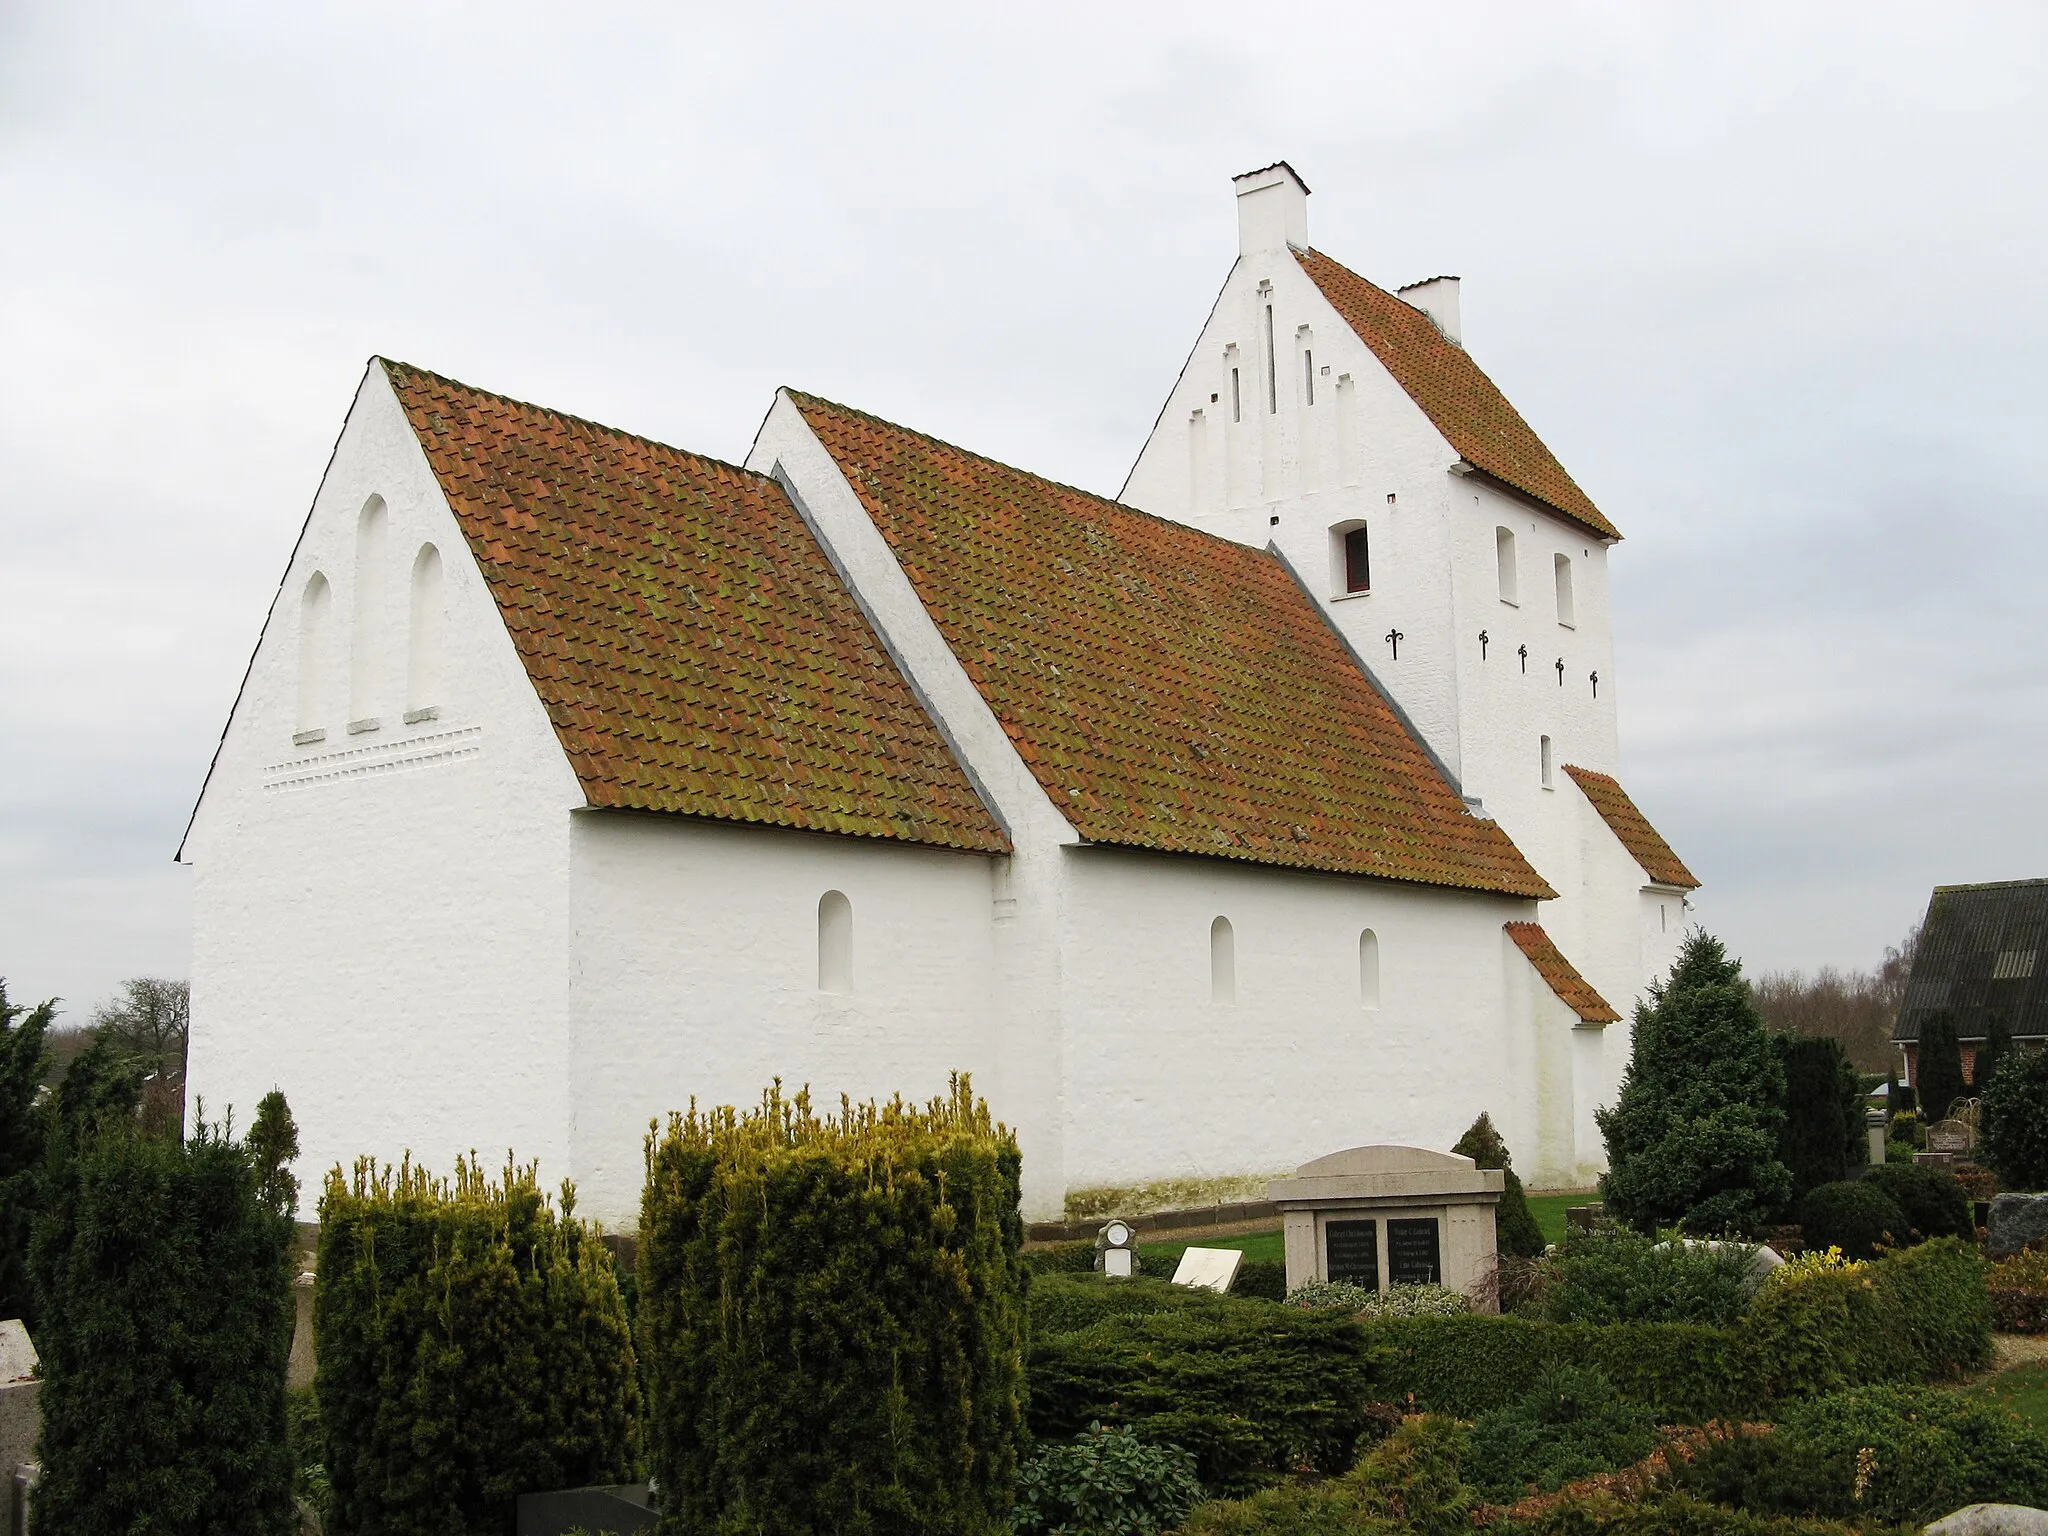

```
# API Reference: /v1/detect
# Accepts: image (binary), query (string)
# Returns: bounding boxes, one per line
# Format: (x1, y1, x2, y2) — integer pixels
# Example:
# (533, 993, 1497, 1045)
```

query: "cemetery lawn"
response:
(1136, 1228, 1285, 1267)
(1962, 1360, 2048, 1437)
(1526, 1190, 1599, 1247)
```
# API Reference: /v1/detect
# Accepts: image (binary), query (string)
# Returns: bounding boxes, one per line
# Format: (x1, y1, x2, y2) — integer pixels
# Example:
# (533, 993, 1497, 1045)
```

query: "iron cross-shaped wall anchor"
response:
(1517, 644, 1528, 673)
(1479, 629, 1490, 659)
(1385, 629, 1405, 659)
(1590, 671, 1600, 698)
(1554, 657, 1566, 685)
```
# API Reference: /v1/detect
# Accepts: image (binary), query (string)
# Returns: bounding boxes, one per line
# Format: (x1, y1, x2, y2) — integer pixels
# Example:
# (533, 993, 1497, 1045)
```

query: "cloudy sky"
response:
(4, 3, 2044, 1018)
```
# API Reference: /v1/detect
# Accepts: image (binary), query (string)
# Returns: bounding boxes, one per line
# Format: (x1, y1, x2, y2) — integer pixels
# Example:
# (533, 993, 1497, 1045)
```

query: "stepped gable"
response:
(1294, 248, 1620, 541)
(792, 391, 1554, 899)
(1505, 923, 1620, 1024)
(383, 360, 1008, 853)
(1562, 764, 1698, 889)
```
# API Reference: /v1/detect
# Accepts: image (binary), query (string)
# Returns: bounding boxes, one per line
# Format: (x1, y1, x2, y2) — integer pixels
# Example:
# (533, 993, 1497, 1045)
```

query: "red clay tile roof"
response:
(1505, 922, 1620, 1024)
(791, 391, 1554, 899)
(1294, 249, 1621, 541)
(382, 360, 1007, 854)
(1563, 765, 1698, 889)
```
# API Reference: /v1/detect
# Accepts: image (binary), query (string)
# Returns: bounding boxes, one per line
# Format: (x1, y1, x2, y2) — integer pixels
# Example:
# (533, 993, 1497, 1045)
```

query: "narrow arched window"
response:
(1554, 553, 1575, 627)
(349, 495, 389, 728)
(1540, 735, 1555, 789)
(406, 543, 444, 718)
(1210, 916, 1236, 1005)
(1359, 929, 1381, 1010)
(296, 572, 332, 737)
(1495, 527, 1518, 605)
(818, 891, 853, 994)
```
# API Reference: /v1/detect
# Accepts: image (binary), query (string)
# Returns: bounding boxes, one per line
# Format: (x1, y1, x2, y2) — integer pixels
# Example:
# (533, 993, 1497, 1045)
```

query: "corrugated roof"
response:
(1295, 248, 1621, 541)
(383, 360, 1008, 854)
(1564, 765, 1699, 890)
(1505, 922, 1621, 1024)
(792, 391, 1554, 899)
(1893, 879, 2048, 1044)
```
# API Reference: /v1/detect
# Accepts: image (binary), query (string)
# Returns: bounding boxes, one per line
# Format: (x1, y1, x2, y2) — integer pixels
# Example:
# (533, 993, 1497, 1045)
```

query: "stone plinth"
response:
(1269, 1146, 1502, 1312)
(0, 1320, 37, 1491)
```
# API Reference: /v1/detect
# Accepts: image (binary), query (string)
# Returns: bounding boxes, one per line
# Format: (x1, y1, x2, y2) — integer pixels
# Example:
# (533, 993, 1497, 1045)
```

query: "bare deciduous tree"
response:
(1751, 924, 1919, 1073)
(90, 977, 189, 1086)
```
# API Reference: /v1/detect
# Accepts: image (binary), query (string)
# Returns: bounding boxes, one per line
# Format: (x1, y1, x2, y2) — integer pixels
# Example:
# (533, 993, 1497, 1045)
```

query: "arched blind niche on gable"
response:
(818, 891, 853, 994)
(1495, 526, 1518, 605)
(1358, 929, 1381, 1010)
(1210, 916, 1236, 1005)
(406, 543, 444, 719)
(297, 572, 332, 737)
(349, 495, 389, 728)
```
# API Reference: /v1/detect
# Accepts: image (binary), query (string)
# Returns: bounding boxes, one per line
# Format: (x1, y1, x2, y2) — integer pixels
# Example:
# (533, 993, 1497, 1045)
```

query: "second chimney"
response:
(1397, 276, 1462, 345)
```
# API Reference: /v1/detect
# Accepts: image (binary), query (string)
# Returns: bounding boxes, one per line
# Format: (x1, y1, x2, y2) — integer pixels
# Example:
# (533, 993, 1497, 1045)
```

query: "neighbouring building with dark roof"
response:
(181, 165, 1698, 1223)
(1893, 879, 2048, 1094)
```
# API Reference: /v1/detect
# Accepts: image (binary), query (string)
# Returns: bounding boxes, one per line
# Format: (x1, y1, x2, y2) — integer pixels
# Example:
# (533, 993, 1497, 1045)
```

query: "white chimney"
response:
(1397, 276, 1462, 345)
(1233, 162, 1310, 256)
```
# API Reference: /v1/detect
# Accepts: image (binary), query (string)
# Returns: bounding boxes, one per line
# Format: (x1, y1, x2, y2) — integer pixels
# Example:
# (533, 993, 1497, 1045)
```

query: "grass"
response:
(1526, 1190, 1600, 1248)
(1135, 1228, 1286, 1270)
(1961, 1361, 2048, 1438)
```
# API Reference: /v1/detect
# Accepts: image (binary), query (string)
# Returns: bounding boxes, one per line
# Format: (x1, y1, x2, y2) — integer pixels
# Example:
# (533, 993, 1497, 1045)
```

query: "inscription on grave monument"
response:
(1387, 1218, 1442, 1285)
(1324, 1219, 1379, 1288)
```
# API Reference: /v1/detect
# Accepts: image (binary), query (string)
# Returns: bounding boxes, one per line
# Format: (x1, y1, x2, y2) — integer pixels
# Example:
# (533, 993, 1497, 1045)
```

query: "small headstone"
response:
(1990, 1194, 2048, 1259)
(1565, 1202, 1604, 1232)
(1171, 1247, 1243, 1293)
(1924, 1503, 2048, 1535)
(1929, 1118, 1977, 1156)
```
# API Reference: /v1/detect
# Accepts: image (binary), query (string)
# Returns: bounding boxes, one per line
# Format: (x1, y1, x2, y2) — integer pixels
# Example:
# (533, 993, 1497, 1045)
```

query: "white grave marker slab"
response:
(1171, 1246, 1243, 1293)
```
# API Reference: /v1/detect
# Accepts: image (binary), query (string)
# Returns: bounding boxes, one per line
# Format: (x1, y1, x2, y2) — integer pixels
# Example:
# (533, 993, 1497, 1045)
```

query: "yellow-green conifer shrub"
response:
(638, 1076, 1026, 1536)
(315, 1156, 640, 1536)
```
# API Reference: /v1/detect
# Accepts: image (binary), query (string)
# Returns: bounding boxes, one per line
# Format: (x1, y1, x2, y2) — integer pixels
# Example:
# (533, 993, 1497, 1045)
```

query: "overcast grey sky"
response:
(4, 2, 2045, 1018)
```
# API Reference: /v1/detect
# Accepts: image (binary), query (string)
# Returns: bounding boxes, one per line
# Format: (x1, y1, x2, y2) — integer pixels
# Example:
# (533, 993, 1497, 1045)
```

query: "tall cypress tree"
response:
(1974, 1014, 2014, 1097)
(1916, 1011, 1968, 1124)
(1598, 931, 1792, 1234)
(0, 979, 55, 1326)
(1774, 1034, 1866, 1200)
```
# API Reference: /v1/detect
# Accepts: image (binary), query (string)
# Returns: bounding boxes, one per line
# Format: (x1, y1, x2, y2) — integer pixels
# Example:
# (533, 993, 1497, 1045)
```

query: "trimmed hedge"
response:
(31, 1116, 298, 1536)
(1861, 1161, 1974, 1242)
(639, 1079, 1025, 1536)
(1027, 1285, 1381, 1493)
(316, 1156, 639, 1536)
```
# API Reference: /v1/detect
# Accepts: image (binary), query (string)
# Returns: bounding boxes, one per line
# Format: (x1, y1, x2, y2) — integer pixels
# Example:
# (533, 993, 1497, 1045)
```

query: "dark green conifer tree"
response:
(1916, 1011, 1968, 1124)
(1452, 1111, 1547, 1257)
(1775, 1034, 1865, 1201)
(1597, 931, 1792, 1233)
(1974, 1014, 2014, 1097)
(0, 979, 55, 1325)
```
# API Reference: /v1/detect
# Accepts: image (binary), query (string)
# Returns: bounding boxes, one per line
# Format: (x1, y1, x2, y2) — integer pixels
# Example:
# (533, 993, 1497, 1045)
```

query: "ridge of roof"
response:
(1505, 922, 1621, 1024)
(789, 390, 1555, 900)
(1293, 250, 1621, 541)
(1563, 764, 1699, 890)
(381, 360, 1009, 855)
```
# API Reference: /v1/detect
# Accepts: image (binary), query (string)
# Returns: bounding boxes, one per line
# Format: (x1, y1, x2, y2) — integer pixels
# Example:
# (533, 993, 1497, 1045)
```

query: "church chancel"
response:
(1270, 1146, 1504, 1310)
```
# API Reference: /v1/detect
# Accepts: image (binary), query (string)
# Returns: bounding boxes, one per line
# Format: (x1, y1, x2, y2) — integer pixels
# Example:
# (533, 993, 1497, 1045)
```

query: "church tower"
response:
(1122, 164, 1693, 1050)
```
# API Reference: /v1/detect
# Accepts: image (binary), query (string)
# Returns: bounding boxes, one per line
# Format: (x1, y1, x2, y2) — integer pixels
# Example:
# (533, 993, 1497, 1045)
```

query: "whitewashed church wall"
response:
(562, 811, 1006, 1228)
(183, 365, 588, 1203)
(1052, 846, 1540, 1208)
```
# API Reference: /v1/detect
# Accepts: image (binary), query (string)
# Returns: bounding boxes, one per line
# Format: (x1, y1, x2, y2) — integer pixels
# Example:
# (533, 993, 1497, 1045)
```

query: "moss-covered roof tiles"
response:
(792, 391, 1553, 899)
(1563, 764, 1699, 890)
(1505, 922, 1621, 1024)
(383, 360, 1008, 854)
(1295, 249, 1620, 541)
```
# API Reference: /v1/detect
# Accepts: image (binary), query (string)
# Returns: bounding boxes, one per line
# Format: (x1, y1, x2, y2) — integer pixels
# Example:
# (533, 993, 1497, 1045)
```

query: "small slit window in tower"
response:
(1303, 349, 1315, 406)
(1540, 735, 1554, 789)
(1554, 553, 1575, 627)
(297, 572, 331, 736)
(1264, 305, 1277, 413)
(1210, 916, 1236, 1005)
(1495, 526, 1518, 605)
(1230, 366, 1241, 422)
(407, 543, 443, 717)
(1359, 929, 1381, 1010)
(1341, 524, 1370, 594)
(818, 891, 853, 994)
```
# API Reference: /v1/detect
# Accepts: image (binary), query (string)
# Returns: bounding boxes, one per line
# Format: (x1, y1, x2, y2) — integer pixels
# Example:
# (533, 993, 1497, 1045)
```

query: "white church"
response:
(181, 164, 1698, 1225)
